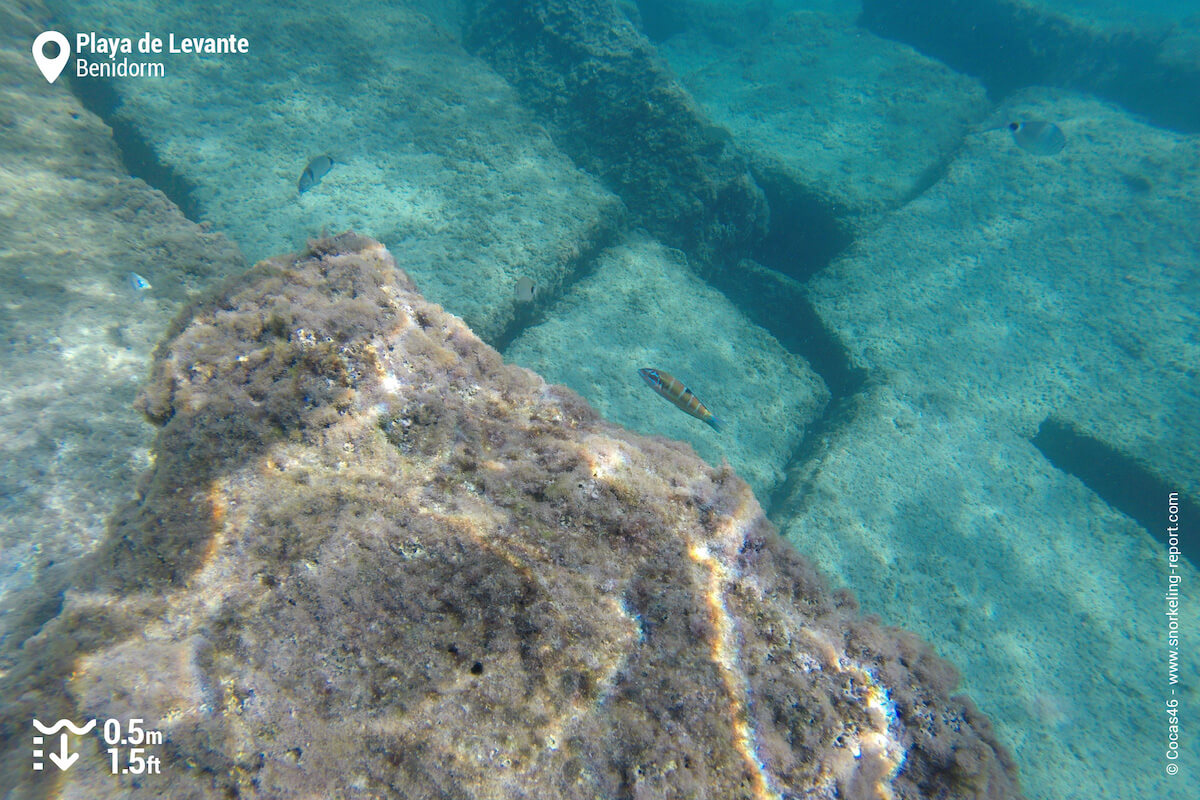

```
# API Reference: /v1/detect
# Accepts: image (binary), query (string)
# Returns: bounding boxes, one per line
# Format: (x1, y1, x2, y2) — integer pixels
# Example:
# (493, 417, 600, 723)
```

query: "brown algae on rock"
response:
(1, 235, 1023, 799)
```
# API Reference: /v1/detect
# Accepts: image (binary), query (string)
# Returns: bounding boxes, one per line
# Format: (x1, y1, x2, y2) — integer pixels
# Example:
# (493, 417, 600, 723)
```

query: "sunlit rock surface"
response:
(0, 0, 243, 636)
(785, 89, 1200, 800)
(807, 90, 1200, 504)
(1, 236, 1021, 799)
(660, 11, 988, 228)
(43, 0, 622, 344)
(506, 234, 829, 502)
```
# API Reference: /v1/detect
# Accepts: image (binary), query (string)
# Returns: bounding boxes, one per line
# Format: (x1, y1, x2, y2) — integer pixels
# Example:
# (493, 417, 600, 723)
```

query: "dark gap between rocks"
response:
(709, 259, 867, 515)
(67, 73, 202, 220)
(1032, 417, 1199, 567)
(860, 0, 1200, 133)
(711, 260, 865, 403)
(765, 389, 865, 521)
(748, 167, 853, 282)
(492, 223, 621, 352)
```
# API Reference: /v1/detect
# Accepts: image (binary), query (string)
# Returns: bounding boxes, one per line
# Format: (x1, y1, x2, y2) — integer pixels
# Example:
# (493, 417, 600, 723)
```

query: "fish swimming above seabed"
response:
(298, 154, 334, 193)
(127, 271, 152, 292)
(1004, 120, 1066, 156)
(514, 276, 537, 303)
(638, 367, 722, 432)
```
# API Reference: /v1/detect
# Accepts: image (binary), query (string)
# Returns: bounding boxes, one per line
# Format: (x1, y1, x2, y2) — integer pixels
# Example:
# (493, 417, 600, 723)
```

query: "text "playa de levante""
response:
(76, 32, 249, 58)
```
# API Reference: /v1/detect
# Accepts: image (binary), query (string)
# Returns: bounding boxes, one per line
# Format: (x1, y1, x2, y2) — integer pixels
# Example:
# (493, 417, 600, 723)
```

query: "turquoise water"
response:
(3, 1, 1198, 798)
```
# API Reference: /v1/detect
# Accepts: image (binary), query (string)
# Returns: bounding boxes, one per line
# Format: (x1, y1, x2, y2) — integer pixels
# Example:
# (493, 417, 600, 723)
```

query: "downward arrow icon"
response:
(47, 734, 78, 771)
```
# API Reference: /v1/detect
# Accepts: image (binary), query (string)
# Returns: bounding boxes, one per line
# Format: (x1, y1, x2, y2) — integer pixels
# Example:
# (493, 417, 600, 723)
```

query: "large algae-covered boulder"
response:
(2, 235, 1021, 799)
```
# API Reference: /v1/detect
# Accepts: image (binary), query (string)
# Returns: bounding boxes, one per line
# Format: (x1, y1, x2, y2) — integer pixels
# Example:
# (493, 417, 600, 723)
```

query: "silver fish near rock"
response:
(298, 155, 334, 193)
(1007, 121, 1066, 156)
(514, 276, 536, 303)
(127, 271, 152, 292)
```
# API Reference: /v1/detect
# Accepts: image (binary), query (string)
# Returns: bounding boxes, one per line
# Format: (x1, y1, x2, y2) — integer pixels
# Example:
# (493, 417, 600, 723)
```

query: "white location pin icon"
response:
(32, 31, 71, 84)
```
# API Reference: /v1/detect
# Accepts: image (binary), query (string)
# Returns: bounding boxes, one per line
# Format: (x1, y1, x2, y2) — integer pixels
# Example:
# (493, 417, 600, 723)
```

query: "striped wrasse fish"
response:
(638, 368, 722, 432)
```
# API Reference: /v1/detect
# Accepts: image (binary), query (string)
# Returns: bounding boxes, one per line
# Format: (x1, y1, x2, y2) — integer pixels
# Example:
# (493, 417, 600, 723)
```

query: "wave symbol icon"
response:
(32, 719, 96, 736)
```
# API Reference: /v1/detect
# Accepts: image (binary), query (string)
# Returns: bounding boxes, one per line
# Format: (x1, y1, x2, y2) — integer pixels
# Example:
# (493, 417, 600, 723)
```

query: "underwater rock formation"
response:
(659, 11, 988, 242)
(0, 0, 243, 649)
(2, 235, 1022, 799)
(46, 0, 622, 344)
(467, 0, 769, 268)
(505, 234, 830, 502)
(787, 89, 1200, 800)
(861, 0, 1200, 132)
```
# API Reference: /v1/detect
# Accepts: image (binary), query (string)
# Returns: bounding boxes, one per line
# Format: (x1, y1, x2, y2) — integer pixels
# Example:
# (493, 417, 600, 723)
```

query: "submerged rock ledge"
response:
(3, 235, 1021, 799)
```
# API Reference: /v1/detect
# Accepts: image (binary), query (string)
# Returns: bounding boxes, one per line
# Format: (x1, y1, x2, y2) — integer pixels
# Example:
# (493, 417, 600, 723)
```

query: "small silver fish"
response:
(514, 276, 536, 303)
(127, 271, 152, 292)
(298, 155, 334, 193)
(1007, 120, 1066, 156)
